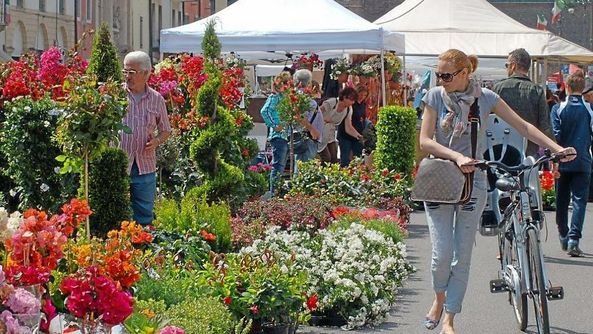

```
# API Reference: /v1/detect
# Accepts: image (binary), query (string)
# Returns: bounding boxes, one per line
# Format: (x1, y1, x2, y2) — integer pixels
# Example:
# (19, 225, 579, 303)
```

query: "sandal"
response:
(423, 307, 443, 330)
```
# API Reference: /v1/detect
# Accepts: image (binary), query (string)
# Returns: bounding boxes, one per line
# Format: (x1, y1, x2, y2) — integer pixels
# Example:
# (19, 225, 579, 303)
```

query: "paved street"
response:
(299, 206, 593, 334)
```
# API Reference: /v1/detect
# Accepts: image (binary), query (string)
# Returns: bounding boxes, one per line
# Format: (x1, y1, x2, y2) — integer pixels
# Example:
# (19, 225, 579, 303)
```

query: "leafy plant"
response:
(89, 148, 131, 238)
(0, 97, 77, 211)
(86, 22, 123, 83)
(124, 299, 169, 334)
(154, 188, 232, 253)
(197, 252, 308, 326)
(165, 297, 235, 334)
(374, 105, 417, 175)
(243, 224, 415, 329)
(231, 194, 333, 249)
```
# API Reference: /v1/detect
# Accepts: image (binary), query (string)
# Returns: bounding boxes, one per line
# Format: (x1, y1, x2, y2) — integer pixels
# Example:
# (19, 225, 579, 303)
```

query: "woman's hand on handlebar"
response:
(456, 155, 478, 174)
(555, 147, 577, 162)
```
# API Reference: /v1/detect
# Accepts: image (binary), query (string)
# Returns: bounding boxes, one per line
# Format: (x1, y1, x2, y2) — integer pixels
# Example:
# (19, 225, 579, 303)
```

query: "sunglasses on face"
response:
(435, 69, 463, 83)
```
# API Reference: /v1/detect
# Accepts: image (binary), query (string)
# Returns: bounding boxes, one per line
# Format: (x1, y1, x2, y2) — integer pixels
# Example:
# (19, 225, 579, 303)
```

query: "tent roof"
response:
(374, 0, 593, 63)
(160, 0, 404, 56)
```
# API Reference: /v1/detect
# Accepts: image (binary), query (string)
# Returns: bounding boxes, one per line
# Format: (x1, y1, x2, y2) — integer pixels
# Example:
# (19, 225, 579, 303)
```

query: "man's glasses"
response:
(435, 69, 463, 83)
(122, 69, 141, 75)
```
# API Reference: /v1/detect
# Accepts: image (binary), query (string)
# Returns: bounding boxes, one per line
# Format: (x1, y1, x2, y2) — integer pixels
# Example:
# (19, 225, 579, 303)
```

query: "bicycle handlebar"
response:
(472, 150, 575, 174)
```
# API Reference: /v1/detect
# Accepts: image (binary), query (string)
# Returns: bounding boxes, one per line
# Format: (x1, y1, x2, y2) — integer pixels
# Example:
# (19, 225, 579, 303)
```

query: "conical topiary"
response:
(202, 19, 221, 61)
(87, 22, 123, 83)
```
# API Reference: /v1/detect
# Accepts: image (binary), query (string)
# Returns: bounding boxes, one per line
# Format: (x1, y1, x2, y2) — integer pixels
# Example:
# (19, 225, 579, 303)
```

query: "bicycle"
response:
(475, 150, 571, 334)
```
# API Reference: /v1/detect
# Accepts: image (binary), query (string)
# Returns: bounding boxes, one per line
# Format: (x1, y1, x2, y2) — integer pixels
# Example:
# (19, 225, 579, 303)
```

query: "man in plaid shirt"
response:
(120, 51, 171, 225)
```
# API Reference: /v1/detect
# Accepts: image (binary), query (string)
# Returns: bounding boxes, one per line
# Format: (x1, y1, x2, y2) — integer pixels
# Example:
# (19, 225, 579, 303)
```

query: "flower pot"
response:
(308, 310, 347, 327)
(262, 323, 290, 334)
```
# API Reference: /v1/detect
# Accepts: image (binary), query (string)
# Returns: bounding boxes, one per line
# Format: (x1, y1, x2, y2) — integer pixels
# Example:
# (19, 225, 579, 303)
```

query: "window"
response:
(178, 11, 182, 26)
(172, 9, 176, 26)
(140, 16, 144, 49)
(86, 0, 92, 22)
(0, 1, 5, 25)
(59, 0, 66, 15)
(17, 0, 24, 9)
(40, 0, 46, 12)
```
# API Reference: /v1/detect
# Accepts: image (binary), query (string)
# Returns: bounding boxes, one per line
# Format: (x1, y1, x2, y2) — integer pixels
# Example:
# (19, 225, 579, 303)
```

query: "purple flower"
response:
(0, 310, 33, 334)
(5, 288, 41, 314)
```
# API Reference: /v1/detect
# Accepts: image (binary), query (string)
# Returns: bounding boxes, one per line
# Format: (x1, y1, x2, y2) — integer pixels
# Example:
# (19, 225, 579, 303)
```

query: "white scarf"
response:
(440, 77, 481, 146)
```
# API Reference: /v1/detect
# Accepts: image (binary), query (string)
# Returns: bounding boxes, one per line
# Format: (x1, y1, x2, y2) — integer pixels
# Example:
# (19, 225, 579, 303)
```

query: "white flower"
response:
(43, 120, 51, 128)
(40, 183, 50, 192)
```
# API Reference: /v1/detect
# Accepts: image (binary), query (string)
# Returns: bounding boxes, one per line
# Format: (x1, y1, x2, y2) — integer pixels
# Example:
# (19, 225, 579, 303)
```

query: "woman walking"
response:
(418, 49, 575, 334)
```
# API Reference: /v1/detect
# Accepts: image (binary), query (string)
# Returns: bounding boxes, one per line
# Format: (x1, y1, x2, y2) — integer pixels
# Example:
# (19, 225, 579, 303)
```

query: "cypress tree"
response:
(87, 22, 123, 83)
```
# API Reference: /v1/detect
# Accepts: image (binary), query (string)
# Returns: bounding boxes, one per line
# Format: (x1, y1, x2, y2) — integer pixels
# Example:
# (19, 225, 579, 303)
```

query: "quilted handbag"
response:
(410, 158, 473, 204)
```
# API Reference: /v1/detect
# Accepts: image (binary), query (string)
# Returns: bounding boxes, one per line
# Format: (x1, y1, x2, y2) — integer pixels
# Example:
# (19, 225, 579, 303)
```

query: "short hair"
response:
(566, 69, 585, 93)
(293, 69, 313, 88)
(508, 48, 531, 72)
(338, 87, 358, 101)
(124, 51, 152, 71)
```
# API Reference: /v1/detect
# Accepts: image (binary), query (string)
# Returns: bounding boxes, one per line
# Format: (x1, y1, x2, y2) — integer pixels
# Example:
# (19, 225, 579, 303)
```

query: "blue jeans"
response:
(555, 171, 590, 241)
(424, 174, 487, 314)
(130, 161, 157, 225)
(338, 138, 363, 167)
(294, 139, 318, 174)
(269, 138, 289, 194)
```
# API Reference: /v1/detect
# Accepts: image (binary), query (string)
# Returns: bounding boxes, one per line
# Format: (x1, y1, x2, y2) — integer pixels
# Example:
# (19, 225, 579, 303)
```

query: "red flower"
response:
(394, 172, 402, 181)
(382, 168, 389, 177)
(223, 296, 232, 305)
(250, 304, 259, 314)
(200, 229, 217, 242)
(306, 294, 318, 311)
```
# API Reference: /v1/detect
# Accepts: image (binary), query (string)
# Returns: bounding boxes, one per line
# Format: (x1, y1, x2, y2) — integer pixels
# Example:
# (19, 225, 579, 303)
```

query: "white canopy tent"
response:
(160, 0, 405, 57)
(374, 0, 593, 63)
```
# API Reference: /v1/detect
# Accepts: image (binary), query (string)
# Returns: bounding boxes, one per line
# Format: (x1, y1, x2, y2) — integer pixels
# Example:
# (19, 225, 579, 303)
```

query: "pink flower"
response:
(159, 326, 186, 334)
(158, 80, 178, 97)
(247, 165, 258, 172)
(5, 288, 41, 314)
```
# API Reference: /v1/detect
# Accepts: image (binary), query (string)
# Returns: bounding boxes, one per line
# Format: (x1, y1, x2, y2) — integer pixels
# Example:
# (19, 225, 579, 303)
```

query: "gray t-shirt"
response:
(422, 87, 500, 159)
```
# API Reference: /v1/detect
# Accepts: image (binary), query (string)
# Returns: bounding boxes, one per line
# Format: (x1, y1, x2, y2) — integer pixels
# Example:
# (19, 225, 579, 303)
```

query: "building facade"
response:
(1, 0, 76, 59)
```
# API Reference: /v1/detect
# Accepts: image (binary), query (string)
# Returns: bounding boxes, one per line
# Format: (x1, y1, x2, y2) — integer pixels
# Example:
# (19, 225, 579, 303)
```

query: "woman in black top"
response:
(337, 85, 368, 167)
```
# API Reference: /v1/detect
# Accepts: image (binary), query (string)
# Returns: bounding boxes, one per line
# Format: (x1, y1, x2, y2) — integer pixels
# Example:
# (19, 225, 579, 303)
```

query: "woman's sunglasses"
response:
(435, 69, 463, 83)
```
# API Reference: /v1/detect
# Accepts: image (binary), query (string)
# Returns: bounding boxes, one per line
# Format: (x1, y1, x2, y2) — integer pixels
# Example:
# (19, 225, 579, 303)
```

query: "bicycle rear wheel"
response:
(526, 228, 550, 334)
(500, 231, 527, 330)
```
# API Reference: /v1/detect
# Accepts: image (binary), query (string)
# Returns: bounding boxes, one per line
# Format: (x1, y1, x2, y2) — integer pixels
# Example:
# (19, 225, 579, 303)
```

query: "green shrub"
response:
(154, 188, 232, 253)
(165, 297, 234, 334)
(374, 105, 417, 175)
(0, 97, 77, 211)
(329, 215, 407, 244)
(89, 148, 131, 237)
(87, 22, 123, 83)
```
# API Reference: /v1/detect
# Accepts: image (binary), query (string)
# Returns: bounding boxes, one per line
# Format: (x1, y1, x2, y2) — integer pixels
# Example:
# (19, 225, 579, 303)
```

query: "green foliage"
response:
(0, 97, 77, 211)
(165, 297, 235, 334)
(135, 254, 203, 307)
(89, 148, 131, 238)
(55, 77, 128, 173)
(289, 159, 411, 209)
(154, 188, 232, 253)
(124, 299, 169, 334)
(202, 20, 221, 60)
(374, 105, 417, 175)
(87, 22, 123, 83)
(196, 252, 307, 325)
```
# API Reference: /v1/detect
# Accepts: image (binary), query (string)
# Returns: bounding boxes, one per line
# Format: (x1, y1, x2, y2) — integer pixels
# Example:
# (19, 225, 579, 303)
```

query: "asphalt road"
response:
(299, 206, 593, 334)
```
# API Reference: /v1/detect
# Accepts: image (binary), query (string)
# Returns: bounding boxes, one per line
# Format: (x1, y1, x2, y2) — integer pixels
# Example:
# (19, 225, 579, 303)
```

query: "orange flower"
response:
(200, 229, 217, 242)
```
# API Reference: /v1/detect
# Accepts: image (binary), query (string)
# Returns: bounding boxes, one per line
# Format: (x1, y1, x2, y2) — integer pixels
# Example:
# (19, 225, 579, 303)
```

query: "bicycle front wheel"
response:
(526, 228, 550, 334)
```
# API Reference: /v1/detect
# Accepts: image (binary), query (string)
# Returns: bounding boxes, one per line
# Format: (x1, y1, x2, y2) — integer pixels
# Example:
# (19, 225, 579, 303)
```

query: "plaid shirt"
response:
(119, 85, 171, 175)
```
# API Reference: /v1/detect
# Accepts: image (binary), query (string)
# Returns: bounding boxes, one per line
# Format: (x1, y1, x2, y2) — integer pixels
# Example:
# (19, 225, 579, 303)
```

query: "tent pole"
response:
(402, 54, 407, 105)
(381, 49, 386, 107)
(543, 59, 549, 89)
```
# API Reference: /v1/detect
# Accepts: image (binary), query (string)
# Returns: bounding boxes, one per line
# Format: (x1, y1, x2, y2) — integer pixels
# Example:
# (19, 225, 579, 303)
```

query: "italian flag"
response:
(552, 0, 566, 24)
(536, 14, 547, 30)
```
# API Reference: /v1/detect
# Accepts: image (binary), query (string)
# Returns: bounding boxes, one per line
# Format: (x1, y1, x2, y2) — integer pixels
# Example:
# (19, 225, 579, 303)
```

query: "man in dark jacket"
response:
(551, 70, 593, 257)
(493, 48, 553, 158)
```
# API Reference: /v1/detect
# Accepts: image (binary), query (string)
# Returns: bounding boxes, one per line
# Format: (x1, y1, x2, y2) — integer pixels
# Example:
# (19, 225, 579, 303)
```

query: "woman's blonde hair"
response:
(438, 49, 479, 74)
(272, 71, 292, 92)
